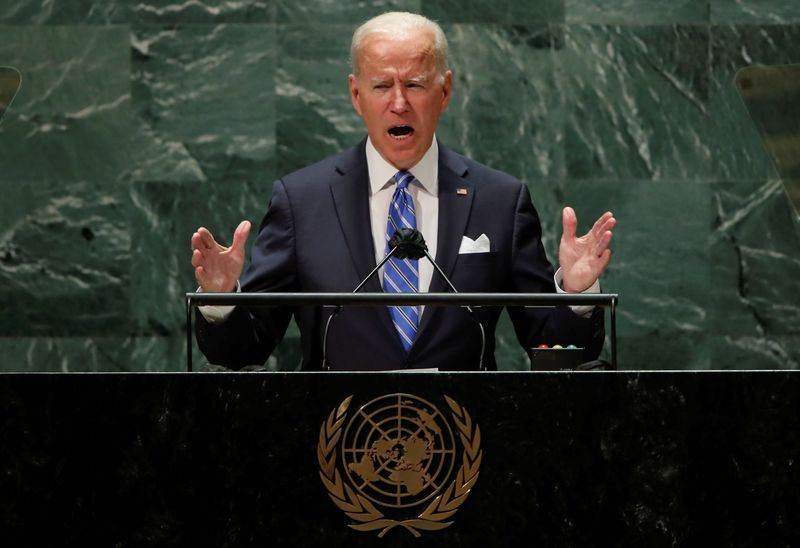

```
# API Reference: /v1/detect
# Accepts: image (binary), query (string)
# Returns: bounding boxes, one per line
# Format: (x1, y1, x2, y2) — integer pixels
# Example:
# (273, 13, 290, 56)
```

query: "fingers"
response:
(563, 207, 615, 247)
(561, 206, 577, 241)
(191, 248, 204, 269)
(194, 261, 209, 289)
(231, 220, 251, 252)
(588, 212, 615, 256)
(591, 211, 615, 238)
(191, 233, 204, 260)
(192, 251, 216, 289)
(600, 213, 616, 235)
(194, 265, 206, 285)
(192, 227, 218, 255)
(191, 227, 224, 288)
(193, 222, 250, 253)
(597, 247, 612, 272)
(191, 230, 215, 275)
(593, 229, 614, 257)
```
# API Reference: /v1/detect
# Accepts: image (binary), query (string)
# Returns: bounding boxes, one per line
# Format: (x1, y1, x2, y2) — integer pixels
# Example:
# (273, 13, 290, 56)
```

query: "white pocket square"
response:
(459, 233, 491, 254)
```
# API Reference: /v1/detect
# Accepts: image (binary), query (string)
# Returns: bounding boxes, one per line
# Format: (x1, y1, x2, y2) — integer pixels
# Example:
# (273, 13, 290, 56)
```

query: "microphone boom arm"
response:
(322, 230, 488, 371)
(422, 249, 486, 371)
(322, 246, 400, 370)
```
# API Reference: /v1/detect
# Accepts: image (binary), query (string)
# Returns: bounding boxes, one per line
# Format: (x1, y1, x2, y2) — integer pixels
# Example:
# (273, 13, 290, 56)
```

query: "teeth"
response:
(388, 126, 413, 140)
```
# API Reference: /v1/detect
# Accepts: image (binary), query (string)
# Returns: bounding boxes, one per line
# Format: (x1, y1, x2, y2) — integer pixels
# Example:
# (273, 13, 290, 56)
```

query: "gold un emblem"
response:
(317, 393, 482, 538)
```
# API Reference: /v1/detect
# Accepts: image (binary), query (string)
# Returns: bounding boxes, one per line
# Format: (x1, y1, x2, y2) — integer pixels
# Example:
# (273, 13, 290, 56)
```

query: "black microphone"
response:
(386, 228, 427, 260)
(322, 228, 487, 371)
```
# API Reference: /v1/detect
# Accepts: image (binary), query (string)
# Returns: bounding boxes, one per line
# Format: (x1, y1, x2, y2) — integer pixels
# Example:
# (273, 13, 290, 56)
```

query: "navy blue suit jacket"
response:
(196, 139, 604, 370)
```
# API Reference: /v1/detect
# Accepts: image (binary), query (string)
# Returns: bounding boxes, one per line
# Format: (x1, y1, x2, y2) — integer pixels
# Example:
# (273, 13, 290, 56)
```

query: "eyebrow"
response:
(368, 74, 430, 86)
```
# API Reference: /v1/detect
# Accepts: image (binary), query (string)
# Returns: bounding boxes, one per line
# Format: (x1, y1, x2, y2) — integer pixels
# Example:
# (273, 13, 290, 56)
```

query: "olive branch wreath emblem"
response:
(317, 395, 482, 538)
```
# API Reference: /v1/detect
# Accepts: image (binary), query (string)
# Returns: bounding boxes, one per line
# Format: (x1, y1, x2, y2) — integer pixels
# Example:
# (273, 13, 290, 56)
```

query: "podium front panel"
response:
(1, 371, 798, 546)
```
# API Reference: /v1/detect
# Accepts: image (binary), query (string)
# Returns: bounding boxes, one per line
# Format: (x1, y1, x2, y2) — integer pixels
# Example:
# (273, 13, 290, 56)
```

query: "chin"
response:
(389, 142, 428, 164)
(387, 152, 421, 170)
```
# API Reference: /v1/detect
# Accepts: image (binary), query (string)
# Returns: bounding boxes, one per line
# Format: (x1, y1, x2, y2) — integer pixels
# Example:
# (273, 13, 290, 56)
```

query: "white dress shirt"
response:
(366, 136, 437, 293)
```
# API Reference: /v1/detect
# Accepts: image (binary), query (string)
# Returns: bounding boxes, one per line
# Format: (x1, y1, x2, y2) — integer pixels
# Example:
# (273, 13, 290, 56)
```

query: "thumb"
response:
(561, 206, 577, 241)
(231, 220, 251, 252)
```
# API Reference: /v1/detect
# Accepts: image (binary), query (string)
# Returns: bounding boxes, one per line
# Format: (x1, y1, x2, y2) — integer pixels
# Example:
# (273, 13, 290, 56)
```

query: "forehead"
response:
(357, 30, 437, 74)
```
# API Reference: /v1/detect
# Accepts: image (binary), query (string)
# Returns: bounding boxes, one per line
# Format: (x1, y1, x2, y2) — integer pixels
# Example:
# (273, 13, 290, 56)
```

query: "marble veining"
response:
(0, 1, 798, 371)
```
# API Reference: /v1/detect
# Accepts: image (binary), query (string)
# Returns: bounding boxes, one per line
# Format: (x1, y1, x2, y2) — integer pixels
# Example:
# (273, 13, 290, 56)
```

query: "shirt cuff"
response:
(197, 280, 240, 324)
(554, 268, 599, 318)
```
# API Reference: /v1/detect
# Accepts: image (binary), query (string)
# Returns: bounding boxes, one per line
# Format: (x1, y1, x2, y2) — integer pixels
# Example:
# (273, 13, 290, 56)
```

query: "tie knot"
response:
(394, 170, 414, 190)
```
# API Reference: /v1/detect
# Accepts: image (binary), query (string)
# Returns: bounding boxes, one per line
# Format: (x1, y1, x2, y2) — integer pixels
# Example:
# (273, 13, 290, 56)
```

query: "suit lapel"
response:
(431, 145, 473, 292)
(329, 140, 381, 291)
(413, 144, 474, 347)
(330, 140, 403, 354)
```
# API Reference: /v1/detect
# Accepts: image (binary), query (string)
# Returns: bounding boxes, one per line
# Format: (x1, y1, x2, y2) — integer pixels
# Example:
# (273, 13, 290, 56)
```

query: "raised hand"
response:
(191, 220, 251, 293)
(558, 207, 616, 293)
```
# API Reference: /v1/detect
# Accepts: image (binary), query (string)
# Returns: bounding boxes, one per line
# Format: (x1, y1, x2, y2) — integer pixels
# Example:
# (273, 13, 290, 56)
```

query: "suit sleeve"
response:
(194, 180, 296, 368)
(506, 184, 605, 361)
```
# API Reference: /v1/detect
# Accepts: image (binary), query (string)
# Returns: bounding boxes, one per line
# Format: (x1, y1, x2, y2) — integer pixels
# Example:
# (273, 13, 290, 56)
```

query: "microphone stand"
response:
(421, 249, 486, 371)
(321, 246, 399, 370)
(321, 229, 487, 371)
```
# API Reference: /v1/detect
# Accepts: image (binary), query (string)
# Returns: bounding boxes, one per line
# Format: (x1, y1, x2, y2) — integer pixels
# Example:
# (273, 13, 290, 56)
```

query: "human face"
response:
(349, 30, 452, 170)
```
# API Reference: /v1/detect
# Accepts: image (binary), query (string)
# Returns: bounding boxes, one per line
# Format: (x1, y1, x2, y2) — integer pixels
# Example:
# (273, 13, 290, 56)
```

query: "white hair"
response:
(350, 12, 449, 80)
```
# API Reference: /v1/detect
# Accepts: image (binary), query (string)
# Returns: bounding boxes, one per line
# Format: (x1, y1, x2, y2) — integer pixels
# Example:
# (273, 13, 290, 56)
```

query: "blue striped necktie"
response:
(384, 170, 419, 353)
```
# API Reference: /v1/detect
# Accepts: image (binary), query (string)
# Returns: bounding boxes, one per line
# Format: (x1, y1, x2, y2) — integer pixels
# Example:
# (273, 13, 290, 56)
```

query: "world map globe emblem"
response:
(341, 393, 458, 509)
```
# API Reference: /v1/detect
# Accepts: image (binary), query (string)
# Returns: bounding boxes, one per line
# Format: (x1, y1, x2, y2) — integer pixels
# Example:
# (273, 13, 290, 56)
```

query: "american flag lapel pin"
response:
(456, 188, 468, 196)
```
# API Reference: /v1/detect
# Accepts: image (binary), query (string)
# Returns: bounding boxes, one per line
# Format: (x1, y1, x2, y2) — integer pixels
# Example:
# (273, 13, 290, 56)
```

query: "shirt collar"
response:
(366, 136, 439, 196)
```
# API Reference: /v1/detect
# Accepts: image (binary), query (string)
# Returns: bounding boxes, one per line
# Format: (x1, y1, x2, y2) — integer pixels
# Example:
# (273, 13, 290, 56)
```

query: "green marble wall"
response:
(1, 0, 798, 371)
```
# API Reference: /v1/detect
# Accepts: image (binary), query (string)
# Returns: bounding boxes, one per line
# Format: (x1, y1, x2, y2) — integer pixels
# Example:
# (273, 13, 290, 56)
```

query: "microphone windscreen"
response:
(389, 228, 427, 259)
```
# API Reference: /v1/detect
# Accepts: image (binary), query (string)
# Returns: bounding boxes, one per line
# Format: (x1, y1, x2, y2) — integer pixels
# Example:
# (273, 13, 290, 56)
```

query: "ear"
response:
(440, 70, 453, 113)
(349, 74, 363, 117)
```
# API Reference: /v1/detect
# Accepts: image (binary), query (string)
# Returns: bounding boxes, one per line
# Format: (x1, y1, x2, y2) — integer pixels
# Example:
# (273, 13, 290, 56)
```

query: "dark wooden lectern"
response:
(1, 371, 799, 547)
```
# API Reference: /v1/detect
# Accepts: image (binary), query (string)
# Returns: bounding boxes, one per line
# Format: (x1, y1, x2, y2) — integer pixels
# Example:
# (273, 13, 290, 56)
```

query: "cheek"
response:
(417, 98, 442, 119)
(416, 110, 438, 128)
(362, 97, 386, 116)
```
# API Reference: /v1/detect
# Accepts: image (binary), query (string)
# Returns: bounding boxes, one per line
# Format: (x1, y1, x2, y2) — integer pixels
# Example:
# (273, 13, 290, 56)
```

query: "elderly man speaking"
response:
(191, 12, 616, 371)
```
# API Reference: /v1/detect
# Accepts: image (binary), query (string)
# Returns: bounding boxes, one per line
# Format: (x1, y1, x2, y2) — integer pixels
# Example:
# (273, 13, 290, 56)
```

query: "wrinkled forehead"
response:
(356, 30, 438, 74)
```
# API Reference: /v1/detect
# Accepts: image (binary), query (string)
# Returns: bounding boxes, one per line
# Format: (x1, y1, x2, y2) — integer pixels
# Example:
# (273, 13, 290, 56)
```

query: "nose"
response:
(389, 86, 409, 113)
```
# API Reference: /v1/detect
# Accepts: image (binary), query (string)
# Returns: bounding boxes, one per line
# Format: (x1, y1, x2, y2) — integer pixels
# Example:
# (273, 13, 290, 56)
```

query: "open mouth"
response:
(388, 125, 414, 140)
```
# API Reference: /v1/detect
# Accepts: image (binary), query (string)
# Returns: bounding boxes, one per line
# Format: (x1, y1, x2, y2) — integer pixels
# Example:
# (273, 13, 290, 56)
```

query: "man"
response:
(192, 12, 615, 371)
